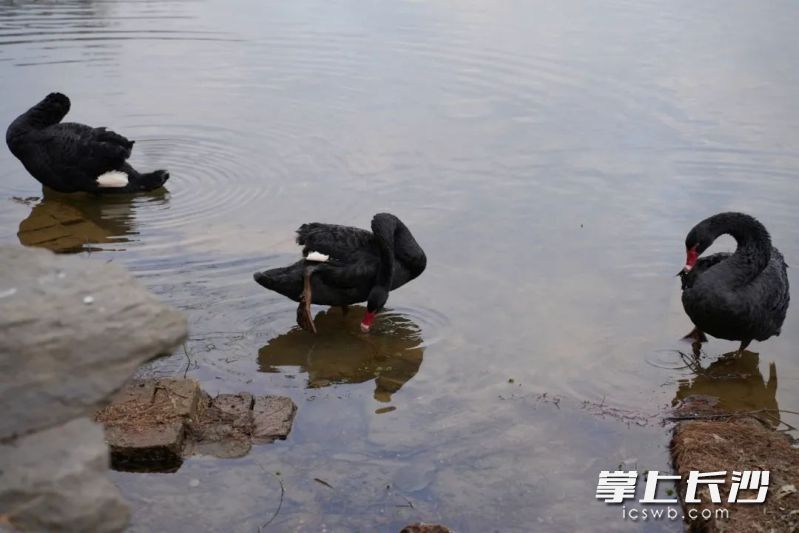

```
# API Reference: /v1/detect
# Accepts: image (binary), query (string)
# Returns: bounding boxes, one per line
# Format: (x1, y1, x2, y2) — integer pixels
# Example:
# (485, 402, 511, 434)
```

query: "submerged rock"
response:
(0, 245, 188, 532)
(252, 395, 297, 442)
(96, 378, 297, 471)
(189, 392, 255, 459)
(97, 379, 200, 472)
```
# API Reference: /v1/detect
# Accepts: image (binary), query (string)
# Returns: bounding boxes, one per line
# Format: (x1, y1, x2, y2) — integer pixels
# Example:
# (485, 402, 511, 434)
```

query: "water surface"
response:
(2, 0, 798, 531)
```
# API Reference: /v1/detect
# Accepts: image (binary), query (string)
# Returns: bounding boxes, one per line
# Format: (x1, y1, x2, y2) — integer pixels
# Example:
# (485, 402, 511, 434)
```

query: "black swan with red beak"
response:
(6, 92, 169, 193)
(679, 212, 790, 352)
(254, 213, 426, 333)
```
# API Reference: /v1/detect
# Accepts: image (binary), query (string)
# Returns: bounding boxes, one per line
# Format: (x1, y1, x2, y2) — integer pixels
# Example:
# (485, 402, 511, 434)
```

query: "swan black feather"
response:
(680, 212, 790, 350)
(6, 92, 169, 193)
(254, 213, 426, 332)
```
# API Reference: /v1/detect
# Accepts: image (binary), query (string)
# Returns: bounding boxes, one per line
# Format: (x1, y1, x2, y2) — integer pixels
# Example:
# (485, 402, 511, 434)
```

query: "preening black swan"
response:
(253, 213, 427, 333)
(679, 212, 790, 352)
(6, 93, 169, 193)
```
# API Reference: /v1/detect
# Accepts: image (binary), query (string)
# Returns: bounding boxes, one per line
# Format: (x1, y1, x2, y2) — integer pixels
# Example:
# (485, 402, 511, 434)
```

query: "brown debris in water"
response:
(399, 524, 452, 533)
(670, 396, 799, 532)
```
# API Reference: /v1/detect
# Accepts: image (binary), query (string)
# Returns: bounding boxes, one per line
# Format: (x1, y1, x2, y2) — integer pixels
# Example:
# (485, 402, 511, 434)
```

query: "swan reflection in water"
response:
(258, 307, 424, 402)
(672, 350, 780, 428)
(16, 187, 166, 253)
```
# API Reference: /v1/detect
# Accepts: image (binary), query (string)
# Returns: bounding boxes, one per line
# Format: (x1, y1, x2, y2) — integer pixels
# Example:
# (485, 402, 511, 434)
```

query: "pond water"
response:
(2, 1, 798, 531)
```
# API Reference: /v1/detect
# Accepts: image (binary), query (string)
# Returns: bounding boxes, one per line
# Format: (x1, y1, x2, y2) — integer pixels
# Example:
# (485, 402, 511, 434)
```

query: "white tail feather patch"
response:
(96, 171, 129, 188)
(305, 251, 329, 262)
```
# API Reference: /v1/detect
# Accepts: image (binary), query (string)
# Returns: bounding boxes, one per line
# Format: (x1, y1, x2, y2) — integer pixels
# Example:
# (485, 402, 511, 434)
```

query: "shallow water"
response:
(2, 0, 798, 531)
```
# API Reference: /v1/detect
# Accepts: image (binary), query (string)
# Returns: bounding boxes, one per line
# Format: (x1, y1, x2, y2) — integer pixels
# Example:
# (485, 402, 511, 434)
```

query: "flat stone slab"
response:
(105, 423, 186, 472)
(253, 396, 297, 442)
(190, 393, 255, 459)
(96, 379, 297, 471)
(0, 245, 188, 441)
(96, 379, 202, 471)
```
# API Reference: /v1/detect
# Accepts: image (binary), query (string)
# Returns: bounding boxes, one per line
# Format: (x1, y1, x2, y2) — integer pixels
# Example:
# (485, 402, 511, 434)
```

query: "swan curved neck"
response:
(706, 213, 771, 283)
(19, 98, 69, 130)
(369, 212, 426, 297)
(371, 214, 398, 289)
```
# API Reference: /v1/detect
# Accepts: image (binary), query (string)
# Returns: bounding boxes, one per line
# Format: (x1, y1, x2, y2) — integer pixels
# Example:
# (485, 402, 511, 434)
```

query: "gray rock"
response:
(105, 422, 186, 472)
(97, 379, 297, 468)
(0, 417, 129, 533)
(191, 393, 256, 459)
(0, 245, 188, 532)
(252, 396, 297, 442)
(96, 379, 203, 470)
(0, 245, 188, 440)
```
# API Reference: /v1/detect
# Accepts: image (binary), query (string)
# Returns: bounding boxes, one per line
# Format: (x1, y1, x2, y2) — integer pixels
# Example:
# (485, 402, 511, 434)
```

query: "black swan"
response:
(6, 93, 169, 193)
(253, 213, 426, 333)
(679, 212, 790, 352)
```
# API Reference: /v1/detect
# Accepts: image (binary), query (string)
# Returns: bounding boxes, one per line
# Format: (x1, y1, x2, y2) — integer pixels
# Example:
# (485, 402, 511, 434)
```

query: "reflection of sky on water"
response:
(1, 0, 798, 530)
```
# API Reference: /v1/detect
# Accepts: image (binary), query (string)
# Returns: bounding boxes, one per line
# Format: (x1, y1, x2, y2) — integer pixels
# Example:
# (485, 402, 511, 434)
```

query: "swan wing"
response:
(681, 252, 730, 290)
(35, 122, 133, 178)
(296, 222, 373, 261)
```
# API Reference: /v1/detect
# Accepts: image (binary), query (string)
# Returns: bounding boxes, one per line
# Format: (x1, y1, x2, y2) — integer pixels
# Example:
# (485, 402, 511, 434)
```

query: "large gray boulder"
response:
(0, 245, 187, 440)
(0, 245, 188, 532)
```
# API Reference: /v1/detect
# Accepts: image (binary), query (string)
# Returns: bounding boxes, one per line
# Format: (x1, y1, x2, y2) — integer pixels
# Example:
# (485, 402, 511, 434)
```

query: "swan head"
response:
(361, 286, 389, 332)
(683, 223, 715, 273)
(682, 244, 699, 273)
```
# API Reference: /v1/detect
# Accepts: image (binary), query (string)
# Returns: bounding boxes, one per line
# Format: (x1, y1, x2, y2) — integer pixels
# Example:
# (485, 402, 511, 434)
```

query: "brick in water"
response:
(213, 393, 254, 417)
(95, 379, 298, 470)
(97, 379, 204, 472)
(107, 380, 156, 406)
(153, 378, 204, 419)
(105, 422, 185, 472)
(252, 396, 297, 442)
(189, 393, 255, 459)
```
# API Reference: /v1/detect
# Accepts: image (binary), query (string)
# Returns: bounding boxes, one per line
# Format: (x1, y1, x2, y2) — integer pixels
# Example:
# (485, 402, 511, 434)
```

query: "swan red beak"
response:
(683, 246, 699, 273)
(360, 311, 377, 333)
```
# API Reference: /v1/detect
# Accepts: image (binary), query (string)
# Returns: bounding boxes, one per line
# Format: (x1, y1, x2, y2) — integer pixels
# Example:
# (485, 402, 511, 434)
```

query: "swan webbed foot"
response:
(296, 267, 317, 334)
(296, 299, 316, 333)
